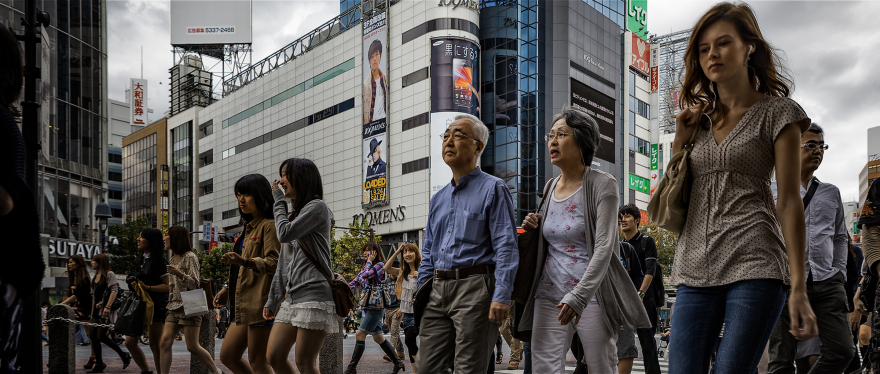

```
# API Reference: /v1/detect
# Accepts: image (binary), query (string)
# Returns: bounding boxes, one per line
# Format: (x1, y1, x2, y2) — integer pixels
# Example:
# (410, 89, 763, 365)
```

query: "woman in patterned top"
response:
(385, 242, 422, 373)
(158, 226, 221, 374)
(668, 3, 817, 373)
(345, 242, 406, 374)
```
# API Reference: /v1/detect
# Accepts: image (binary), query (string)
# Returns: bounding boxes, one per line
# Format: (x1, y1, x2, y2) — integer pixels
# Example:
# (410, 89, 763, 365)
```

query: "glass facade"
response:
(172, 121, 193, 230)
(123, 134, 157, 227)
(1, 0, 108, 248)
(582, 0, 625, 30)
(479, 0, 547, 223)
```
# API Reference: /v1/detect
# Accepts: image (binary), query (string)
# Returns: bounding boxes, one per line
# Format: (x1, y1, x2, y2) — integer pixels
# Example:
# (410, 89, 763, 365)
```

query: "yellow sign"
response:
(161, 211, 169, 234)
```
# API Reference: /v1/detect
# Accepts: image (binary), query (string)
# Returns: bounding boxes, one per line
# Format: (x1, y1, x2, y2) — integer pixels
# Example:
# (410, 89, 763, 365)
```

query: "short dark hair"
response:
(618, 204, 641, 227)
(279, 158, 324, 221)
(0, 26, 23, 110)
(234, 174, 274, 224)
(167, 225, 192, 256)
(551, 106, 601, 166)
(41, 301, 50, 308)
(368, 40, 383, 60)
(140, 228, 167, 276)
(806, 122, 823, 136)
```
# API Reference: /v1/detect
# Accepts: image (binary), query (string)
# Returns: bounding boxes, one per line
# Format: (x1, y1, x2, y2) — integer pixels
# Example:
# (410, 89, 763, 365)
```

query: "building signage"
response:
(429, 38, 482, 199)
(627, 0, 648, 38)
(437, 0, 480, 14)
(584, 54, 605, 71)
(362, 4, 390, 208)
(651, 67, 658, 93)
(570, 79, 616, 164)
(631, 33, 650, 76)
(130, 78, 147, 125)
(629, 173, 650, 194)
(352, 205, 407, 226)
(40, 25, 51, 162)
(650, 144, 658, 170)
(49, 239, 102, 259)
(202, 221, 212, 241)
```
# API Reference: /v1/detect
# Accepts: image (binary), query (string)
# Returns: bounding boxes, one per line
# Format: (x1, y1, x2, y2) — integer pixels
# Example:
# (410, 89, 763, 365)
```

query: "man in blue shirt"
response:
(416, 114, 519, 373)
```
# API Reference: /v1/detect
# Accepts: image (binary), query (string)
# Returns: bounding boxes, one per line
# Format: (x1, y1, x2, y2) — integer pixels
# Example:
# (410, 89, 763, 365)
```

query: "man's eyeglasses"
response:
(440, 133, 474, 142)
(544, 132, 571, 142)
(801, 143, 829, 151)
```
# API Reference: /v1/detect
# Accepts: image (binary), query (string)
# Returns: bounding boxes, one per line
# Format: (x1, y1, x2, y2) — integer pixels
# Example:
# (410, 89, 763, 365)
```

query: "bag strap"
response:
(299, 243, 334, 284)
(535, 177, 557, 216)
(803, 177, 820, 211)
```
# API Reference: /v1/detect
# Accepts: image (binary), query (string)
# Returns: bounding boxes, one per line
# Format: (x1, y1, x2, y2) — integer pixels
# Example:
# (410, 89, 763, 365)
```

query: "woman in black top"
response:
(87, 253, 131, 373)
(58, 254, 96, 367)
(123, 228, 170, 374)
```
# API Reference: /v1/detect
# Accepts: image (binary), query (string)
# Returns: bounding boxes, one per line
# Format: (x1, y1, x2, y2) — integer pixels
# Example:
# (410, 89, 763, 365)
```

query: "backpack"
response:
(619, 240, 644, 288)
(634, 235, 667, 308)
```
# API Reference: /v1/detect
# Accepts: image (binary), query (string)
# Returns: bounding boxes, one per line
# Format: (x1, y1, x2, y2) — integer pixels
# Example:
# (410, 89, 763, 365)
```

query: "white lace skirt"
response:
(274, 300, 341, 334)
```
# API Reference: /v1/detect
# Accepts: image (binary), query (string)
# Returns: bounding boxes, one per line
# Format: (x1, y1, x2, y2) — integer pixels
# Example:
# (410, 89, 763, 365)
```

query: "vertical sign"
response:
(650, 144, 658, 170)
(631, 33, 650, 75)
(570, 79, 616, 164)
(130, 78, 147, 125)
(40, 25, 51, 161)
(627, 0, 648, 39)
(429, 38, 481, 199)
(650, 43, 659, 93)
(203, 221, 212, 242)
(161, 164, 169, 234)
(362, 3, 389, 208)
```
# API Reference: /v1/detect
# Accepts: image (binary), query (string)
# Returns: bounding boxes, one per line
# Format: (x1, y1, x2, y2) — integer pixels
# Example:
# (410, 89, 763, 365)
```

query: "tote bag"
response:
(181, 289, 210, 317)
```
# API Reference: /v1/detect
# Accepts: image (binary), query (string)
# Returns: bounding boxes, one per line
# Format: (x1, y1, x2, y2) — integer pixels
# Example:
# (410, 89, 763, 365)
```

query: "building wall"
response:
(122, 118, 168, 229)
(869, 125, 880, 161)
(109, 98, 152, 225)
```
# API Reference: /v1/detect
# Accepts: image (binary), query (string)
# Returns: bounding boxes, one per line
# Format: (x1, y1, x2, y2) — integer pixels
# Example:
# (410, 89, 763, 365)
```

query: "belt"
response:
(433, 265, 495, 280)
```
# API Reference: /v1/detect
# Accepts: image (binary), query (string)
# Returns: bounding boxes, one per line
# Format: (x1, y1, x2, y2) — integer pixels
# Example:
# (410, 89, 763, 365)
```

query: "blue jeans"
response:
(358, 308, 384, 334)
(670, 279, 786, 374)
(75, 324, 90, 344)
(401, 313, 415, 329)
(523, 342, 531, 374)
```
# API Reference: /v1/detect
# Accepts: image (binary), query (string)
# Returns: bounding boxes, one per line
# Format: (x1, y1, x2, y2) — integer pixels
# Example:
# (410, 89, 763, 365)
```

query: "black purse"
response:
(412, 276, 433, 332)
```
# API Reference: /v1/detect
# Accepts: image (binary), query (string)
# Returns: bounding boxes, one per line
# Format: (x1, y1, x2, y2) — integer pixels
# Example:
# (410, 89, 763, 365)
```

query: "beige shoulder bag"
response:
(647, 126, 700, 234)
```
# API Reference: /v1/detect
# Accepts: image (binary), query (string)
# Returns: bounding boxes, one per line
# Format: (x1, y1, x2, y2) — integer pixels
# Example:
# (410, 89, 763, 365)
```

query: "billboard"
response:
(170, 0, 253, 45)
(631, 33, 650, 76)
(629, 174, 650, 194)
(627, 0, 648, 39)
(362, 7, 389, 208)
(130, 79, 147, 126)
(429, 38, 481, 198)
(570, 79, 616, 164)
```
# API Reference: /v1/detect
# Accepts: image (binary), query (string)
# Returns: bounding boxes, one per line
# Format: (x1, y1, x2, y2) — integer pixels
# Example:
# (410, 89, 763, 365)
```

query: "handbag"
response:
(115, 284, 150, 336)
(300, 243, 356, 318)
(647, 125, 701, 233)
(511, 177, 556, 304)
(181, 289, 210, 317)
(358, 285, 384, 309)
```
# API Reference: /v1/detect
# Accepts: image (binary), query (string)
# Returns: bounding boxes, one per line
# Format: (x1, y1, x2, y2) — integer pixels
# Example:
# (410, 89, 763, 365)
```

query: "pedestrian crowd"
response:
(6, 2, 880, 374)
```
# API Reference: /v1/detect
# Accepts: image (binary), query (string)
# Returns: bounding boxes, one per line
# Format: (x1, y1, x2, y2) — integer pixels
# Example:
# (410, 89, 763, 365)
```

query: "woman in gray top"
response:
(263, 158, 337, 374)
(520, 106, 649, 373)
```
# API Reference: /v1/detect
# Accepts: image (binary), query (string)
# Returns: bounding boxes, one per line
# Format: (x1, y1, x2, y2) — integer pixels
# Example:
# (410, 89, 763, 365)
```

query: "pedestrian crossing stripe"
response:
(492, 359, 669, 373)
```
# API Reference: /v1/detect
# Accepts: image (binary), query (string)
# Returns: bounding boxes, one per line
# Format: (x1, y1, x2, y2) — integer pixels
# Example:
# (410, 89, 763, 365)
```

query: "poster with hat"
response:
(362, 5, 389, 208)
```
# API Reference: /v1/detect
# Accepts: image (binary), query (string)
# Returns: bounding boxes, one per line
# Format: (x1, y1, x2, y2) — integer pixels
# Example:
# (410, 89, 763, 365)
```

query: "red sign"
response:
(650, 66, 658, 93)
(631, 33, 650, 76)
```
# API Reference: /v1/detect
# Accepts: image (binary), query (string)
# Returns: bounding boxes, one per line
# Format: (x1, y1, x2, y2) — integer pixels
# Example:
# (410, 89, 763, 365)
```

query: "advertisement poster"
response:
(570, 78, 616, 164)
(362, 6, 389, 208)
(631, 33, 650, 76)
(429, 38, 481, 199)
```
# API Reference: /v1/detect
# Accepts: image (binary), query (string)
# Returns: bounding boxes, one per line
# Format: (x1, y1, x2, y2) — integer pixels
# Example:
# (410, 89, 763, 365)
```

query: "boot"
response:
(380, 339, 406, 374)
(345, 341, 366, 374)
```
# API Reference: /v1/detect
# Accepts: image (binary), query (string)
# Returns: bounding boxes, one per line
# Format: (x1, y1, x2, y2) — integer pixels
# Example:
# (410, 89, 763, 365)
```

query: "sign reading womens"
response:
(429, 38, 481, 199)
(362, 5, 390, 208)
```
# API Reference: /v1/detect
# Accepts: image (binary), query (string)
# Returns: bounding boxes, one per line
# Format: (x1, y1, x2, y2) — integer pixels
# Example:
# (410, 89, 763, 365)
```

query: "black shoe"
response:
(87, 362, 107, 373)
(388, 361, 406, 374)
(344, 364, 357, 374)
(122, 352, 132, 369)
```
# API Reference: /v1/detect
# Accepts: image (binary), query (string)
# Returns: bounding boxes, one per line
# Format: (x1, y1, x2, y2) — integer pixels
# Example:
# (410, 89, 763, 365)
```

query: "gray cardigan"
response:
(265, 190, 334, 311)
(518, 168, 651, 334)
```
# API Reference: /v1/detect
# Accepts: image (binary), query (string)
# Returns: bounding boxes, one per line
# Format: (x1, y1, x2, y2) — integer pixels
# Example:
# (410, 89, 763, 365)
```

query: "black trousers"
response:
(637, 296, 662, 374)
(218, 321, 227, 338)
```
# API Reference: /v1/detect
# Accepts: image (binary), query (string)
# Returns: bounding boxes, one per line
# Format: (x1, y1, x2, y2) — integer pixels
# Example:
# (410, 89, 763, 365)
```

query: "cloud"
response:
(649, 0, 880, 201)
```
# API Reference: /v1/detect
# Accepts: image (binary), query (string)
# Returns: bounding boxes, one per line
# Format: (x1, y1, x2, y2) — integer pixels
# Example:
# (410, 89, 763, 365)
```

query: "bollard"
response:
(190, 309, 217, 374)
(47, 304, 76, 374)
(319, 318, 345, 374)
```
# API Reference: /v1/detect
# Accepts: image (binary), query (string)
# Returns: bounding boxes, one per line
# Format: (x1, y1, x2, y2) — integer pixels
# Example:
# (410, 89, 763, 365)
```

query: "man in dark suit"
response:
(218, 306, 228, 339)
(366, 138, 386, 178)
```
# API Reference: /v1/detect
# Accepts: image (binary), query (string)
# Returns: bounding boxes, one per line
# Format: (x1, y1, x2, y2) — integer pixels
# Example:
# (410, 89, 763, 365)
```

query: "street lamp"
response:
(95, 199, 112, 253)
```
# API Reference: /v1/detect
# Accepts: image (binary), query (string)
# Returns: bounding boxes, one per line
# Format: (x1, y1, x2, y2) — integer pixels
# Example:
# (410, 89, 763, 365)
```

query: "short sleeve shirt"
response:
(671, 96, 810, 287)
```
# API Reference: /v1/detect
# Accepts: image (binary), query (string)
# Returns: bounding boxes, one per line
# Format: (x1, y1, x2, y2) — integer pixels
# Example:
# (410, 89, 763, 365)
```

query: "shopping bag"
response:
(181, 289, 210, 317)
(115, 289, 147, 337)
(134, 282, 155, 325)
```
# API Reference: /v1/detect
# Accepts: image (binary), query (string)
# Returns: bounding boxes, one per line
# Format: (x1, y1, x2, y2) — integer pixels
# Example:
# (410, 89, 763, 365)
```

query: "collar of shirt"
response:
(246, 216, 267, 231)
(451, 167, 482, 191)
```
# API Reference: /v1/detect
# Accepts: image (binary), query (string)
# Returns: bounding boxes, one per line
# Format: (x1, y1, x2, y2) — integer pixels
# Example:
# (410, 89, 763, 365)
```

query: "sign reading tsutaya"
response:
(627, 0, 648, 39)
(362, 4, 390, 208)
(130, 78, 147, 125)
(49, 239, 102, 259)
(437, 0, 479, 14)
(631, 33, 650, 76)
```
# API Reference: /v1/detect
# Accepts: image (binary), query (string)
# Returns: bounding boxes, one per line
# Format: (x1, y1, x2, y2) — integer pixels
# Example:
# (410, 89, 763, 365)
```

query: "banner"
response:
(650, 144, 658, 170)
(627, 0, 648, 39)
(429, 38, 481, 199)
(130, 78, 147, 125)
(362, 6, 389, 208)
(629, 173, 650, 194)
(631, 33, 650, 76)
(571, 79, 616, 164)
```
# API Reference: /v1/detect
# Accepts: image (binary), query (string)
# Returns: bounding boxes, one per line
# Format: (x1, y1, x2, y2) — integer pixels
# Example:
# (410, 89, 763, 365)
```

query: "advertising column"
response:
(429, 38, 481, 199)
(362, 5, 390, 208)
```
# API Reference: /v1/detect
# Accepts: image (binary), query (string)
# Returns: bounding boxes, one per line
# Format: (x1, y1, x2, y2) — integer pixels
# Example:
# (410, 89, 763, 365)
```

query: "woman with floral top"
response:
(345, 242, 405, 374)
(384, 242, 422, 374)
(520, 107, 649, 373)
(158, 226, 221, 374)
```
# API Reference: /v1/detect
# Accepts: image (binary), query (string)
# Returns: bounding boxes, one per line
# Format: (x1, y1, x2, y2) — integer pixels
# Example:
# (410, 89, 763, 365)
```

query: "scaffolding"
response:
(650, 29, 690, 134)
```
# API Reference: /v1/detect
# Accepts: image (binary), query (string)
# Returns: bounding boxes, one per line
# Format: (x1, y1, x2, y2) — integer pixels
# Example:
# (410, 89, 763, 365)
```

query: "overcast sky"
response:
(108, 0, 878, 200)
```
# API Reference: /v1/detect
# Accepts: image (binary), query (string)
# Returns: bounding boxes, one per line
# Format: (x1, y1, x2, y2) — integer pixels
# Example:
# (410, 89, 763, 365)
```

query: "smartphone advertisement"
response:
(429, 38, 481, 199)
(362, 7, 389, 208)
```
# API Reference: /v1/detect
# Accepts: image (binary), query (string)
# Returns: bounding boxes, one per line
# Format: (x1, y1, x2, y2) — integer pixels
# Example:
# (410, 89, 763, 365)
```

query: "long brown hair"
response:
(91, 253, 111, 287)
(362, 242, 386, 264)
(680, 2, 794, 127)
(395, 243, 422, 297)
(68, 255, 90, 288)
(167, 225, 192, 256)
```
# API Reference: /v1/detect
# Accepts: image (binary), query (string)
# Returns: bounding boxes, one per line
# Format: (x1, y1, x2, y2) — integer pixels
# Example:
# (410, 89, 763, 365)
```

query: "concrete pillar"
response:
(47, 304, 75, 374)
(190, 309, 217, 374)
(319, 318, 345, 374)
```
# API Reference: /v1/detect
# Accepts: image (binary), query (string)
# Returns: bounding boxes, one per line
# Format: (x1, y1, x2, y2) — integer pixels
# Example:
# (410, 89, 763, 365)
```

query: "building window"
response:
(199, 179, 213, 197)
(122, 133, 158, 228)
(199, 150, 213, 168)
(111, 208, 122, 218)
(221, 208, 240, 220)
(171, 122, 194, 230)
(109, 171, 122, 182)
(108, 153, 122, 164)
(108, 190, 122, 200)
(629, 135, 651, 157)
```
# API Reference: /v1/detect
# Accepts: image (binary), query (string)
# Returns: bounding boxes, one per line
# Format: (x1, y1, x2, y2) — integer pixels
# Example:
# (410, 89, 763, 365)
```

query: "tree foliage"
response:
(195, 243, 232, 290)
(330, 220, 381, 284)
(106, 214, 152, 276)
(639, 222, 679, 277)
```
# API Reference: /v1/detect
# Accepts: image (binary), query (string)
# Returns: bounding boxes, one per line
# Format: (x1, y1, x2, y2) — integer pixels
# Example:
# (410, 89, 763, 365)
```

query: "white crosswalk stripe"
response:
(492, 359, 669, 373)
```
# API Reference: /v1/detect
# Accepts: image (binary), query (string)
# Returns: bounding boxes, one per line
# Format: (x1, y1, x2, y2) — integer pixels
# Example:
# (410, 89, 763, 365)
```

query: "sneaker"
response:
(397, 349, 405, 359)
(507, 363, 519, 370)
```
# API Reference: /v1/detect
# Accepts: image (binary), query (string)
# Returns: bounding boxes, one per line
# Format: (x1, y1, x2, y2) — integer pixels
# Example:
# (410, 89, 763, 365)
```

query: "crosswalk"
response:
(493, 359, 670, 373)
